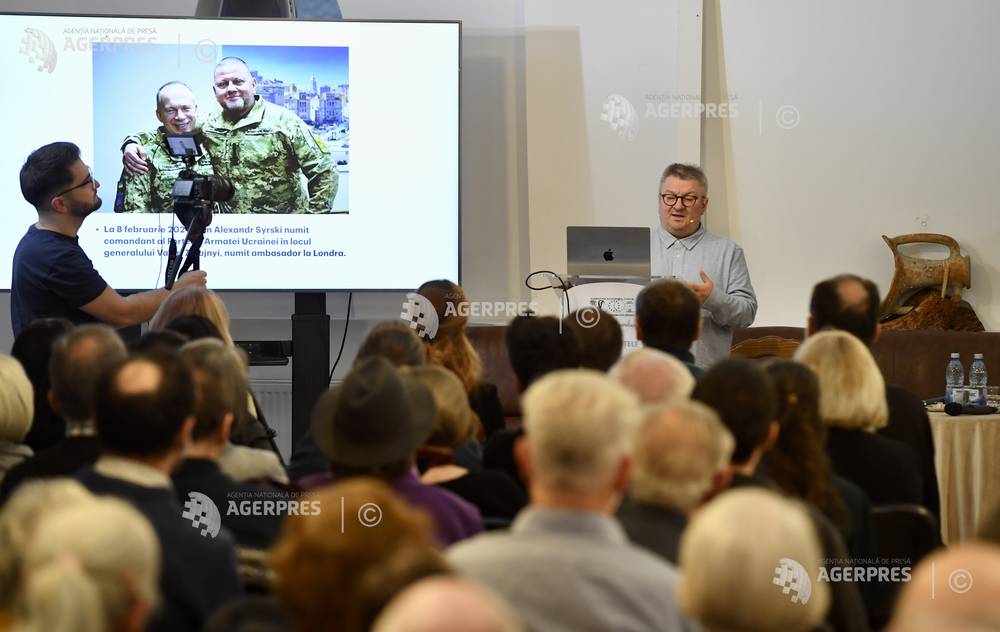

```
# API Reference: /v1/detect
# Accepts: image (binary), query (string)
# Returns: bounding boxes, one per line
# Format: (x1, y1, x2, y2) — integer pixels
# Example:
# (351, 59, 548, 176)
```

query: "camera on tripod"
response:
(163, 133, 236, 288)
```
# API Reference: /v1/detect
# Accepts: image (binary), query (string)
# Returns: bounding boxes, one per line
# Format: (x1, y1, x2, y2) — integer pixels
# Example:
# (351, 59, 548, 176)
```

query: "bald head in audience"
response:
(610, 348, 695, 404)
(888, 542, 1000, 631)
(632, 401, 734, 513)
(373, 577, 522, 632)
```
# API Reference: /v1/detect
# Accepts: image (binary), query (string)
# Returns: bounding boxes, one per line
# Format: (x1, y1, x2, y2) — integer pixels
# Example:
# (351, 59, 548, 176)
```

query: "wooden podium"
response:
(562, 276, 658, 358)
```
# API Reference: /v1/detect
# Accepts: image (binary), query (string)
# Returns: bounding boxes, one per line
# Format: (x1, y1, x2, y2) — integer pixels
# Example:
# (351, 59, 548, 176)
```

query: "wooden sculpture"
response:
(879, 233, 982, 331)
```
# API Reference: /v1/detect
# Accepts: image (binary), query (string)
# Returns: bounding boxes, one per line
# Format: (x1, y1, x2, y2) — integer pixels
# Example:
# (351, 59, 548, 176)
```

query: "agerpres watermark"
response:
(401, 293, 538, 340)
(180, 490, 383, 538)
(772, 558, 814, 604)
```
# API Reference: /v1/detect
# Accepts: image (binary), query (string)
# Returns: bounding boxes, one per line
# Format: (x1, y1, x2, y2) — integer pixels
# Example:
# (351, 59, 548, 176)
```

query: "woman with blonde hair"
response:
(149, 286, 234, 346)
(416, 280, 505, 438)
(15, 496, 160, 632)
(403, 365, 526, 521)
(795, 330, 922, 505)
(0, 355, 34, 484)
(678, 488, 830, 632)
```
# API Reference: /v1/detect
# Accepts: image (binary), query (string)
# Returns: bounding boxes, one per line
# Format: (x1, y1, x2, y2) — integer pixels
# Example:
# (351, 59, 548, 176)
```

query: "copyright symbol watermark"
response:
(194, 38, 217, 63)
(575, 306, 602, 329)
(357, 503, 382, 528)
(948, 568, 973, 594)
(775, 105, 800, 130)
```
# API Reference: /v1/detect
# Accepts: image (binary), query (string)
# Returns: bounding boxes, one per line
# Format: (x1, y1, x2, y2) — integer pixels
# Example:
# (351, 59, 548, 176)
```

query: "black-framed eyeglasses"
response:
(660, 193, 702, 207)
(53, 167, 95, 198)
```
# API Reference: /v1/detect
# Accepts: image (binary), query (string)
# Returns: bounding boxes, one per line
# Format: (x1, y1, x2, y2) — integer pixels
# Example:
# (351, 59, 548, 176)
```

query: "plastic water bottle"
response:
(970, 353, 988, 405)
(946, 353, 964, 404)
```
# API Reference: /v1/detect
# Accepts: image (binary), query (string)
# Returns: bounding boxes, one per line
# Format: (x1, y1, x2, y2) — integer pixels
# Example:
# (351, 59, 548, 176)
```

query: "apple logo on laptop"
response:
(603, 249, 615, 262)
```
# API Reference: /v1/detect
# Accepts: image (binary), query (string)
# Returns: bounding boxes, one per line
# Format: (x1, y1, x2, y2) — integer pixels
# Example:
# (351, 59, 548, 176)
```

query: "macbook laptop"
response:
(566, 226, 651, 278)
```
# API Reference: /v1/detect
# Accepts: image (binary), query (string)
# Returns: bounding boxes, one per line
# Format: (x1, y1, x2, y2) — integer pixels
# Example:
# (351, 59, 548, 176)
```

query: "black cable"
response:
(524, 270, 572, 318)
(328, 292, 353, 383)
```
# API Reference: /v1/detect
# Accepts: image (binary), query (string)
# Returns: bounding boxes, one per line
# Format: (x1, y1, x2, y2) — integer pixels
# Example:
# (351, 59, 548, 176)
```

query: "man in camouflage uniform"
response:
(200, 56, 338, 214)
(115, 82, 215, 213)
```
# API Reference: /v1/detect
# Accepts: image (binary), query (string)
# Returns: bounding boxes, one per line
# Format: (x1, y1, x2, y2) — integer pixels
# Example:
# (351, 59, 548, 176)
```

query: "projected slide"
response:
(1, 15, 459, 291)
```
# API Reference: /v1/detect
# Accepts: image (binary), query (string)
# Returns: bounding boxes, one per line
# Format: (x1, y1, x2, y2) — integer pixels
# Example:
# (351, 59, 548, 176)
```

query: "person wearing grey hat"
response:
(303, 357, 482, 546)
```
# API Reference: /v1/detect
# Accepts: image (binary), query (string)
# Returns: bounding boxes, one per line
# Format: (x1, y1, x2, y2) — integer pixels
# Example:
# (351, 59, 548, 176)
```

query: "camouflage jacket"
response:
(200, 97, 338, 214)
(114, 128, 215, 214)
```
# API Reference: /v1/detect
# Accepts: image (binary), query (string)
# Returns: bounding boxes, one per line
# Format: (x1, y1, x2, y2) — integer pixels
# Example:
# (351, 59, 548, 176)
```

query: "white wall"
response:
(702, 0, 1000, 329)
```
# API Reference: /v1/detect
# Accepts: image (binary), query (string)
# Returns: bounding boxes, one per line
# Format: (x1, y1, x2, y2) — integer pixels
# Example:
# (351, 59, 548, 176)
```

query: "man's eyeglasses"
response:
(53, 167, 95, 198)
(660, 193, 702, 208)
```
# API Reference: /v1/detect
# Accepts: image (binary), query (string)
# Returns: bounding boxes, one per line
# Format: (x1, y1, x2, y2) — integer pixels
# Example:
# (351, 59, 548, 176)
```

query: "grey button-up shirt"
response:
(651, 224, 757, 368)
(448, 507, 696, 632)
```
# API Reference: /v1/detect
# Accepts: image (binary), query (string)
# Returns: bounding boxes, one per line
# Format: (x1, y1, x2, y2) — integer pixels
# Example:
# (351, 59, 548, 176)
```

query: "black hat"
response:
(311, 356, 436, 467)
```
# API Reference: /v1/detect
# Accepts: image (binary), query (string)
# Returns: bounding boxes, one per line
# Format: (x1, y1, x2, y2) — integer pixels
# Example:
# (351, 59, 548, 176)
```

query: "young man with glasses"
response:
(652, 163, 756, 368)
(11, 142, 206, 335)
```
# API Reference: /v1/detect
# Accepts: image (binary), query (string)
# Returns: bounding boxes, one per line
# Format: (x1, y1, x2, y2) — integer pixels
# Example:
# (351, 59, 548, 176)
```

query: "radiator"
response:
(249, 379, 293, 461)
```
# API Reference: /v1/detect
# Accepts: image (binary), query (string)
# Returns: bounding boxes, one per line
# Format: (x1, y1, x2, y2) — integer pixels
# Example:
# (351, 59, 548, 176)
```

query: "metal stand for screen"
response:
(291, 292, 330, 449)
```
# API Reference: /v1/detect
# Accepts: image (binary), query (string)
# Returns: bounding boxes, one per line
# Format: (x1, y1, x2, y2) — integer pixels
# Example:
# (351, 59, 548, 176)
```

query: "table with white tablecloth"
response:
(929, 412, 1000, 544)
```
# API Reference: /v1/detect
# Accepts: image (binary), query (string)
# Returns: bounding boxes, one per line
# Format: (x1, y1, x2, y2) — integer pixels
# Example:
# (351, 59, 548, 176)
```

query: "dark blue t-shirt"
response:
(11, 225, 107, 335)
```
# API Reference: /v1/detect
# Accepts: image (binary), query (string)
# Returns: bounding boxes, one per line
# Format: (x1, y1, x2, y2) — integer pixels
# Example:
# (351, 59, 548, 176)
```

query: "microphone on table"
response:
(944, 402, 998, 416)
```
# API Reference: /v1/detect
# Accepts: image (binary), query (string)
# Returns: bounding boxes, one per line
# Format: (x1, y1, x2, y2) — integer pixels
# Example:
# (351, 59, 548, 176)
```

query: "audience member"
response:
(305, 357, 482, 545)
(77, 351, 241, 632)
(618, 401, 733, 563)
(173, 338, 285, 549)
(1, 325, 126, 503)
(0, 479, 93, 615)
(692, 358, 870, 631)
(163, 314, 224, 343)
(271, 479, 450, 632)
(610, 348, 695, 404)
(449, 370, 693, 632)
(763, 359, 877, 560)
(563, 308, 622, 371)
(678, 488, 830, 632)
(405, 365, 526, 522)
(288, 320, 429, 482)
(795, 331, 922, 505)
(0, 355, 34, 484)
(373, 576, 523, 632)
(691, 359, 778, 485)
(9, 317, 73, 451)
(504, 315, 580, 390)
(16, 496, 160, 632)
(417, 280, 505, 438)
(128, 328, 188, 354)
(635, 279, 704, 376)
(809, 274, 939, 518)
(149, 286, 234, 346)
(887, 542, 1000, 631)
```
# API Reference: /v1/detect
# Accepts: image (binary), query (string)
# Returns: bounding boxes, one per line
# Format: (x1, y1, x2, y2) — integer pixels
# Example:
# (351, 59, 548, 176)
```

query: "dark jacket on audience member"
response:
(77, 467, 242, 632)
(880, 384, 940, 519)
(616, 497, 687, 564)
(825, 427, 922, 506)
(172, 457, 285, 550)
(468, 381, 506, 438)
(0, 434, 100, 504)
(436, 469, 527, 521)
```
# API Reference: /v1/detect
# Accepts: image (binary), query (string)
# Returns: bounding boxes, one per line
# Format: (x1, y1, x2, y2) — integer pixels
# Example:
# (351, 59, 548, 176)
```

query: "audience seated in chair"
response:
(0, 355, 34, 486)
(617, 401, 733, 564)
(809, 273, 940, 519)
(610, 347, 695, 404)
(16, 495, 160, 632)
(373, 576, 523, 632)
(404, 364, 526, 522)
(449, 370, 694, 632)
(563, 308, 622, 372)
(796, 331, 922, 506)
(635, 279, 704, 376)
(887, 542, 1000, 631)
(417, 280, 506, 438)
(173, 338, 286, 549)
(10, 318, 74, 452)
(678, 488, 830, 632)
(76, 350, 241, 632)
(302, 357, 483, 545)
(0, 325, 126, 504)
(762, 359, 878, 562)
(271, 479, 451, 632)
(288, 320, 430, 482)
